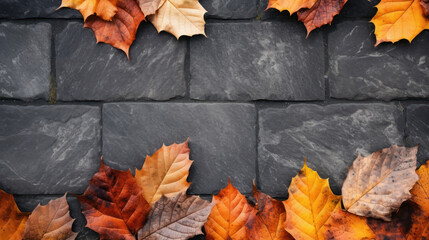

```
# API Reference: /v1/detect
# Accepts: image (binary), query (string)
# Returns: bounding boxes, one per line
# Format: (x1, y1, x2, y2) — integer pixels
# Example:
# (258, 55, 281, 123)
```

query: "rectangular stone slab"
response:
(200, 0, 257, 19)
(0, 105, 101, 194)
(102, 103, 256, 194)
(258, 103, 404, 197)
(406, 104, 429, 165)
(0, 0, 81, 18)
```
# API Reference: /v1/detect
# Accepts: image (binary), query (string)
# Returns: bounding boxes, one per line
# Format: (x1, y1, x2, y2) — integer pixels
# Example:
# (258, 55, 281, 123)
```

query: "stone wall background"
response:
(0, 0, 428, 238)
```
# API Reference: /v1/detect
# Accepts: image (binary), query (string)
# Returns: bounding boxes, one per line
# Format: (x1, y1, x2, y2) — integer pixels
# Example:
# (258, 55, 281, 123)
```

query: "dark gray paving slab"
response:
(406, 104, 429, 165)
(200, 0, 257, 19)
(56, 22, 186, 101)
(0, 105, 101, 194)
(190, 22, 324, 101)
(328, 21, 429, 100)
(0, 0, 81, 19)
(0, 23, 51, 101)
(258, 103, 404, 197)
(102, 103, 256, 194)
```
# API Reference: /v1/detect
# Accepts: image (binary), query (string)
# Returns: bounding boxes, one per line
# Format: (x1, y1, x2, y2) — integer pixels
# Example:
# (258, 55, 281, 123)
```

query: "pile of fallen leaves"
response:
(1, 141, 429, 239)
(267, 0, 429, 45)
(59, 0, 206, 58)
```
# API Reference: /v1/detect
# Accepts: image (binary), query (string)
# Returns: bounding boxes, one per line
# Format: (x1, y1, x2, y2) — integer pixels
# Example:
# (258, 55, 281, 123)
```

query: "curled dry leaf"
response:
(23, 194, 77, 240)
(135, 140, 193, 206)
(148, 0, 207, 39)
(0, 190, 29, 240)
(138, 0, 167, 16)
(84, 0, 145, 59)
(342, 145, 419, 221)
(422, 0, 429, 16)
(324, 209, 375, 240)
(138, 193, 214, 240)
(283, 162, 341, 240)
(204, 180, 256, 240)
(77, 161, 150, 240)
(371, 0, 429, 45)
(59, 0, 118, 21)
(266, 0, 317, 15)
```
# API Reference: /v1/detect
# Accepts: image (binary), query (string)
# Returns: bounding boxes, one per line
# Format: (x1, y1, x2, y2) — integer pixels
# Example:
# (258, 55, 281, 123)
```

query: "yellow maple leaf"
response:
(267, 0, 317, 15)
(59, 0, 119, 21)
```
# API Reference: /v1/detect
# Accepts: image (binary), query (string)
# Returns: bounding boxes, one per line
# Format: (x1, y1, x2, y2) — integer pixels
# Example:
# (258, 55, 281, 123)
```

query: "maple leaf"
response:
(23, 194, 77, 240)
(138, 0, 166, 16)
(84, 0, 145, 59)
(371, 0, 429, 45)
(59, 0, 119, 21)
(135, 140, 193, 206)
(77, 160, 151, 240)
(283, 161, 341, 240)
(249, 184, 293, 240)
(148, 0, 207, 39)
(324, 209, 375, 240)
(0, 190, 29, 240)
(266, 0, 317, 15)
(342, 145, 419, 220)
(204, 180, 256, 240)
(138, 192, 214, 240)
(411, 160, 429, 213)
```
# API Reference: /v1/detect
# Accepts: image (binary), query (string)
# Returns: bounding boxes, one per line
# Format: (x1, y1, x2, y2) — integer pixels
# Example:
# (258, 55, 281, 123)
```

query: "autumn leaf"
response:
(135, 140, 193, 206)
(77, 161, 151, 240)
(23, 194, 77, 240)
(249, 184, 293, 240)
(59, 0, 118, 21)
(138, 192, 214, 240)
(371, 0, 429, 45)
(342, 145, 419, 220)
(411, 160, 429, 212)
(204, 180, 256, 240)
(148, 0, 207, 39)
(138, 0, 166, 16)
(0, 190, 29, 240)
(283, 161, 341, 240)
(422, 0, 429, 16)
(324, 209, 375, 240)
(266, 0, 317, 15)
(84, 0, 145, 59)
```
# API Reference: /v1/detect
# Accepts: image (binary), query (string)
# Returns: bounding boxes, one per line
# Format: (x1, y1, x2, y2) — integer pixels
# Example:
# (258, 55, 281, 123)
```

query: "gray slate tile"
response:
(328, 21, 429, 100)
(102, 103, 256, 194)
(190, 22, 325, 101)
(0, 105, 101, 194)
(55, 22, 186, 101)
(406, 105, 429, 165)
(0, 23, 51, 101)
(258, 103, 404, 197)
(200, 0, 257, 19)
(340, 0, 379, 18)
(0, 0, 81, 19)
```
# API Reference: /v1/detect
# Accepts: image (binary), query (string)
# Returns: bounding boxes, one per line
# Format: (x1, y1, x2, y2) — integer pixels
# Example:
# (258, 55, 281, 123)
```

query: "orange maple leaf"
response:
(0, 190, 29, 240)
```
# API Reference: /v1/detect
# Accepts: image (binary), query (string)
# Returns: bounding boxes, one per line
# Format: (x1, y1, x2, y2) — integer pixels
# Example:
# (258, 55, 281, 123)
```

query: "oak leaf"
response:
(266, 0, 317, 15)
(148, 0, 207, 39)
(135, 140, 193, 206)
(0, 190, 29, 240)
(138, 0, 166, 16)
(77, 161, 151, 240)
(138, 192, 214, 240)
(23, 194, 77, 240)
(59, 0, 118, 21)
(204, 180, 256, 240)
(371, 0, 429, 45)
(283, 162, 341, 240)
(324, 209, 375, 240)
(249, 185, 293, 240)
(84, 0, 145, 59)
(342, 145, 419, 220)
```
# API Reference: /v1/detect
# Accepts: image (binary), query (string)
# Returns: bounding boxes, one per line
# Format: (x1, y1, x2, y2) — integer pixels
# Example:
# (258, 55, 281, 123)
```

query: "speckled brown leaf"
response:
(138, 193, 214, 240)
(23, 194, 77, 240)
(342, 145, 419, 221)
(84, 0, 145, 59)
(324, 209, 375, 240)
(0, 190, 29, 240)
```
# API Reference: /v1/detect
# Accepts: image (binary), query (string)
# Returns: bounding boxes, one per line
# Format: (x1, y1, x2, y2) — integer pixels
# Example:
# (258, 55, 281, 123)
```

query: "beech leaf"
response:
(77, 161, 151, 240)
(138, 193, 214, 240)
(0, 190, 29, 240)
(59, 0, 118, 21)
(342, 145, 419, 220)
(324, 209, 375, 240)
(23, 194, 77, 240)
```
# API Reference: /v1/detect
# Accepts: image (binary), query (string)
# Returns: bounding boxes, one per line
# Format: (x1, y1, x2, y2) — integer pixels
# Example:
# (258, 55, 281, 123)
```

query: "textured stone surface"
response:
(200, 0, 257, 19)
(0, 23, 51, 100)
(258, 0, 298, 19)
(190, 22, 324, 101)
(0, 0, 81, 18)
(56, 22, 186, 101)
(0, 105, 101, 194)
(406, 105, 429, 165)
(103, 103, 256, 194)
(340, 0, 379, 18)
(328, 21, 429, 100)
(258, 103, 404, 197)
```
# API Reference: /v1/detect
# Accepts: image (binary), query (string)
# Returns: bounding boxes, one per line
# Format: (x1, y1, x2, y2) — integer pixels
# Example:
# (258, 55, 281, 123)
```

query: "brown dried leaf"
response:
(342, 145, 419, 220)
(138, 0, 166, 16)
(324, 209, 375, 240)
(0, 190, 29, 240)
(422, 0, 429, 16)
